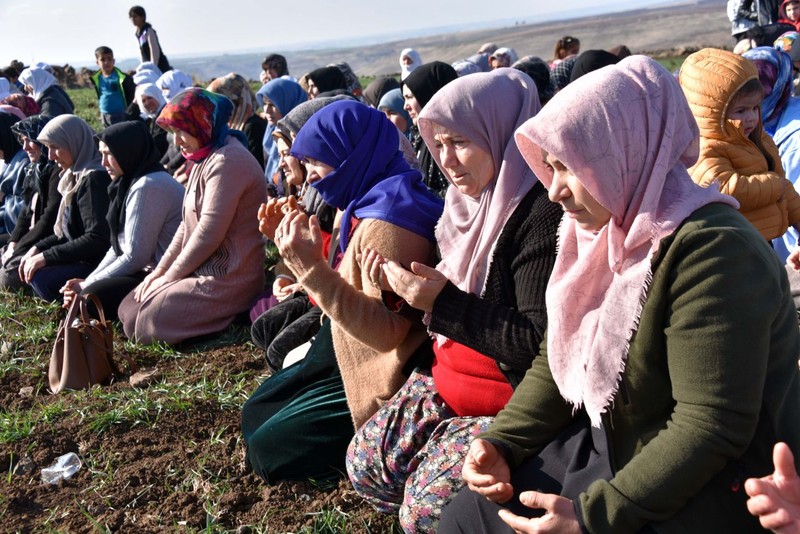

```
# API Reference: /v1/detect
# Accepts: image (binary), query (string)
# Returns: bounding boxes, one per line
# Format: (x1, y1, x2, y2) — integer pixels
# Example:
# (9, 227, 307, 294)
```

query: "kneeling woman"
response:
(440, 56, 800, 533)
(346, 69, 562, 533)
(60, 121, 184, 320)
(241, 101, 444, 484)
(118, 89, 267, 345)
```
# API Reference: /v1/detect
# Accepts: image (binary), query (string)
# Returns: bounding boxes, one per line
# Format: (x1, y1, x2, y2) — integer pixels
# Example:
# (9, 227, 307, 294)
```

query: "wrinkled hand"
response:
(463, 439, 514, 503)
(746, 442, 800, 533)
(275, 211, 324, 279)
(59, 278, 84, 309)
(20, 253, 46, 284)
(498, 491, 580, 534)
(134, 268, 168, 303)
(1, 241, 16, 266)
(258, 196, 300, 242)
(788, 247, 800, 272)
(382, 261, 448, 313)
(17, 246, 37, 282)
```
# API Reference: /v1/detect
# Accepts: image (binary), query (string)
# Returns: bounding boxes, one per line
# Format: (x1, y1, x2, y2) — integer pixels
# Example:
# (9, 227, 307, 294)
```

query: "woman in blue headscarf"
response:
(241, 100, 444, 485)
(256, 78, 307, 196)
(378, 88, 412, 139)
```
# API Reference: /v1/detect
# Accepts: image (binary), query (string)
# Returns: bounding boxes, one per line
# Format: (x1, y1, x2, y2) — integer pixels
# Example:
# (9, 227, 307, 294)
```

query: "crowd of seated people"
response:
(4, 19, 800, 533)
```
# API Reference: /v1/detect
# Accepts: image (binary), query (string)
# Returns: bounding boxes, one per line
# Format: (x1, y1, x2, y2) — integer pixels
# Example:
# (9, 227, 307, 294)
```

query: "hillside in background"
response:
(166, 1, 730, 82)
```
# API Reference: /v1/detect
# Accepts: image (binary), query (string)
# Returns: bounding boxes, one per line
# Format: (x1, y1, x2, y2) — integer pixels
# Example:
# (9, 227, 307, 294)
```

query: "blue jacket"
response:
(771, 97, 800, 261)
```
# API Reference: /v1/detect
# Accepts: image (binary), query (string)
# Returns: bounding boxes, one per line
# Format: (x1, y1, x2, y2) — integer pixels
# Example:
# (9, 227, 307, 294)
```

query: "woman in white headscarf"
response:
(400, 48, 423, 80)
(18, 66, 74, 117)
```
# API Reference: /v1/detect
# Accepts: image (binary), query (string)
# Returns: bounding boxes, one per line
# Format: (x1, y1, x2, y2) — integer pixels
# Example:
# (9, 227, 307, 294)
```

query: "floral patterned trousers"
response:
(346, 368, 493, 533)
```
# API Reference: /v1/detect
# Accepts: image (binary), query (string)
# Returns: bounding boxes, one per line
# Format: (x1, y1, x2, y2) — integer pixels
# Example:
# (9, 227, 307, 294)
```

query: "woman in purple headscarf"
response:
(241, 100, 443, 486)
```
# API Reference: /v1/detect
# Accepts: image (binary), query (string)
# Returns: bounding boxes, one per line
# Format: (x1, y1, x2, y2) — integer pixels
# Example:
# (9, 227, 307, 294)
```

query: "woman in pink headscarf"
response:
(439, 56, 800, 533)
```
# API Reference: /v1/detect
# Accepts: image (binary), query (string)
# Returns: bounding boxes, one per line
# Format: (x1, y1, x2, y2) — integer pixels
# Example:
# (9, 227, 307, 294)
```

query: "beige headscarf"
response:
(206, 72, 257, 131)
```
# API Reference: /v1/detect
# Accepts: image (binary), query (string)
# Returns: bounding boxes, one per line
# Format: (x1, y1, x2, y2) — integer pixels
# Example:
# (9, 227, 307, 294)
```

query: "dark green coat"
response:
(482, 203, 800, 533)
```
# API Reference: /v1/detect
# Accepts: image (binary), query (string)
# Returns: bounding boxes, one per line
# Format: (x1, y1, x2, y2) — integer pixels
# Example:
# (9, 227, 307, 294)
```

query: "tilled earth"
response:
(0, 325, 398, 533)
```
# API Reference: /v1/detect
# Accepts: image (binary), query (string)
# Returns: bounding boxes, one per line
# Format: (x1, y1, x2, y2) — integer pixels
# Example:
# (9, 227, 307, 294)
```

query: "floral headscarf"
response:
(156, 87, 234, 162)
(206, 72, 258, 131)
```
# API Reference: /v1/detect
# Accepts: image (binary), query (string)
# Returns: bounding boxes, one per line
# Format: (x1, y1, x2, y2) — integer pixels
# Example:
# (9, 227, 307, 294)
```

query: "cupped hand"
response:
(59, 278, 85, 309)
(498, 491, 580, 534)
(382, 261, 448, 313)
(462, 438, 514, 503)
(276, 211, 324, 279)
(360, 248, 389, 290)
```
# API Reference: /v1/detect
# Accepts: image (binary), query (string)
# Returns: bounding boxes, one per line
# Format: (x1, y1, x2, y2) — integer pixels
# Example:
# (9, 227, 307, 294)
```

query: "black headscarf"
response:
(569, 50, 621, 83)
(0, 113, 22, 164)
(96, 121, 165, 254)
(363, 76, 400, 107)
(401, 61, 458, 108)
(307, 67, 347, 94)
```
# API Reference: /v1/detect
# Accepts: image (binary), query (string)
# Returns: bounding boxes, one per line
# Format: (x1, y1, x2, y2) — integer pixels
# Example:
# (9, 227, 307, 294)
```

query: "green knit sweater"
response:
(481, 203, 800, 533)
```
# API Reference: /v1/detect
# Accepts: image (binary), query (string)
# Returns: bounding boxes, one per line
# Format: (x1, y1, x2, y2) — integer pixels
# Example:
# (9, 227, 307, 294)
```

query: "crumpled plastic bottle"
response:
(41, 452, 82, 484)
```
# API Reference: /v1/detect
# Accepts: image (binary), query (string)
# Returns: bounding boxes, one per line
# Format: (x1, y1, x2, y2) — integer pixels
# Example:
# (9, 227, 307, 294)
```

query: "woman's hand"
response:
(258, 196, 300, 242)
(59, 278, 84, 309)
(462, 438, 514, 503)
(134, 268, 167, 303)
(382, 260, 448, 313)
(275, 211, 324, 279)
(17, 246, 37, 281)
(788, 246, 800, 272)
(498, 492, 581, 534)
(20, 253, 46, 284)
(1, 241, 16, 266)
(746, 442, 800, 533)
(272, 275, 301, 302)
(360, 248, 389, 290)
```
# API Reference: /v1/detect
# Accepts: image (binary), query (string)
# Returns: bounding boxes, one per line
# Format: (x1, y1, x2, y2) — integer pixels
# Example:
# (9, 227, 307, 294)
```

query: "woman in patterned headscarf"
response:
(118, 88, 267, 345)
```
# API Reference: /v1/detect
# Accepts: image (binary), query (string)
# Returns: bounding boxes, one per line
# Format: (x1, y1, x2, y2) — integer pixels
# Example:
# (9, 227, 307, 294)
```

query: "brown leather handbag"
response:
(48, 293, 136, 394)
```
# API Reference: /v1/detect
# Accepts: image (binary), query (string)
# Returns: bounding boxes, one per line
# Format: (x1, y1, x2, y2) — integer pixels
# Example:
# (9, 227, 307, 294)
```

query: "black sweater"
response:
(35, 169, 111, 267)
(9, 160, 62, 255)
(428, 182, 562, 387)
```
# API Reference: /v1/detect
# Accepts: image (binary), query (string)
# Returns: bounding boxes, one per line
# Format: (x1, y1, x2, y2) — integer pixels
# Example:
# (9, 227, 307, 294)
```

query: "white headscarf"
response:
(19, 67, 57, 101)
(400, 48, 423, 80)
(155, 70, 193, 100)
(135, 83, 166, 119)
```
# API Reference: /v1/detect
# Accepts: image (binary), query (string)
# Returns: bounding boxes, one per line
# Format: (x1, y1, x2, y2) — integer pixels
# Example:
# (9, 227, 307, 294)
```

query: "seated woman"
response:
(378, 88, 412, 139)
(0, 93, 41, 118)
(346, 69, 562, 533)
(17, 115, 110, 301)
(402, 61, 459, 198)
(134, 83, 168, 157)
(241, 100, 444, 485)
(304, 66, 348, 99)
(0, 112, 28, 245)
(18, 66, 74, 117)
(439, 56, 800, 533)
(207, 73, 267, 168)
(59, 121, 184, 320)
(155, 69, 193, 101)
(118, 88, 267, 345)
(0, 115, 61, 292)
(255, 78, 307, 194)
(363, 76, 400, 108)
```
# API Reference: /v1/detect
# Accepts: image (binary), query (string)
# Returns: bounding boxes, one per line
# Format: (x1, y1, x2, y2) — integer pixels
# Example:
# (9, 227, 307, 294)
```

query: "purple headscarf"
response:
(291, 100, 443, 251)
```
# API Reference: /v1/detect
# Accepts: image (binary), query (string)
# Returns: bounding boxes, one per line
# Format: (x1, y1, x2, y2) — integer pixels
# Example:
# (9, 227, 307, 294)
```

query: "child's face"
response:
(96, 53, 115, 75)
(787, 1, 800, 21)
(727, 91, 762, 138)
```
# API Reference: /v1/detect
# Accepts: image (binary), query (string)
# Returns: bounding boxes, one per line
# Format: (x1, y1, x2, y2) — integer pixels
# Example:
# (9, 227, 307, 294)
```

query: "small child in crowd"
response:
(780, 0, 800, 32)
(90, 46, 135, 127)
(679, 48, 800, 246)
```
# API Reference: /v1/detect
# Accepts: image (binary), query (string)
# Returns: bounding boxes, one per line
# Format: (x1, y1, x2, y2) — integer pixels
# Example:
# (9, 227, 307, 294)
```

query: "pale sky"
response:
(1, 0, 680, 68)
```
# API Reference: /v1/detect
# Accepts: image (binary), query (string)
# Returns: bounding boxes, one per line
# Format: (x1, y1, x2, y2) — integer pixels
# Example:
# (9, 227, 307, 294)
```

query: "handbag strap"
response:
(78, 293, 109, 328)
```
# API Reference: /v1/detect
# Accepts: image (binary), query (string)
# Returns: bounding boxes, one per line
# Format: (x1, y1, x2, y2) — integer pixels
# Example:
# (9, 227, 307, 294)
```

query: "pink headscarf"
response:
(418, 68, 541, 344)
(515, 56, 738, 426)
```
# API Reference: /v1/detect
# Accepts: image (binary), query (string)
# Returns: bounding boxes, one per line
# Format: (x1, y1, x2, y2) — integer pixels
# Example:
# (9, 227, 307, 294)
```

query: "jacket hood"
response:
(679, 48, 760, 140)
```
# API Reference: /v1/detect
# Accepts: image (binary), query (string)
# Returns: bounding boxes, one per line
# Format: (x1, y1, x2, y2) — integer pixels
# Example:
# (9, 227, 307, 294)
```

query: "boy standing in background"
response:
(90, 46, 135, 127)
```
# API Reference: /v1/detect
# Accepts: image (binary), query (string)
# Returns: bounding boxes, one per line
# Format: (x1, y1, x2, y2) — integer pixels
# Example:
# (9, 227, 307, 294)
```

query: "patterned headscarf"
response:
(0, 93, 41, 117)
(329, 62, 362, 97)
(206, 72, 258, 131)
(19, 67, 57, 101)
(37, 114, 105, 238)
(515, 56, 737, 426)
(291, 100, 443, 251)
(10, 114, 51, 157)
(743, 46, 794, 135)
(156, 88, 234, 162)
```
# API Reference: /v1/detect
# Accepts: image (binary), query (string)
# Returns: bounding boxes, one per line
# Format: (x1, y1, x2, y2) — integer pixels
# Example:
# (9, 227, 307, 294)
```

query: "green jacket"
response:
(89, 68, 135, 109)
(483, 203, 800, 533)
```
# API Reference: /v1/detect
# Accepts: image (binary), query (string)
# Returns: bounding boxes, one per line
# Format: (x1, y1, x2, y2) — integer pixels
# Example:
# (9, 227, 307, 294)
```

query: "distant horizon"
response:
(1, 0, 700, 69)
